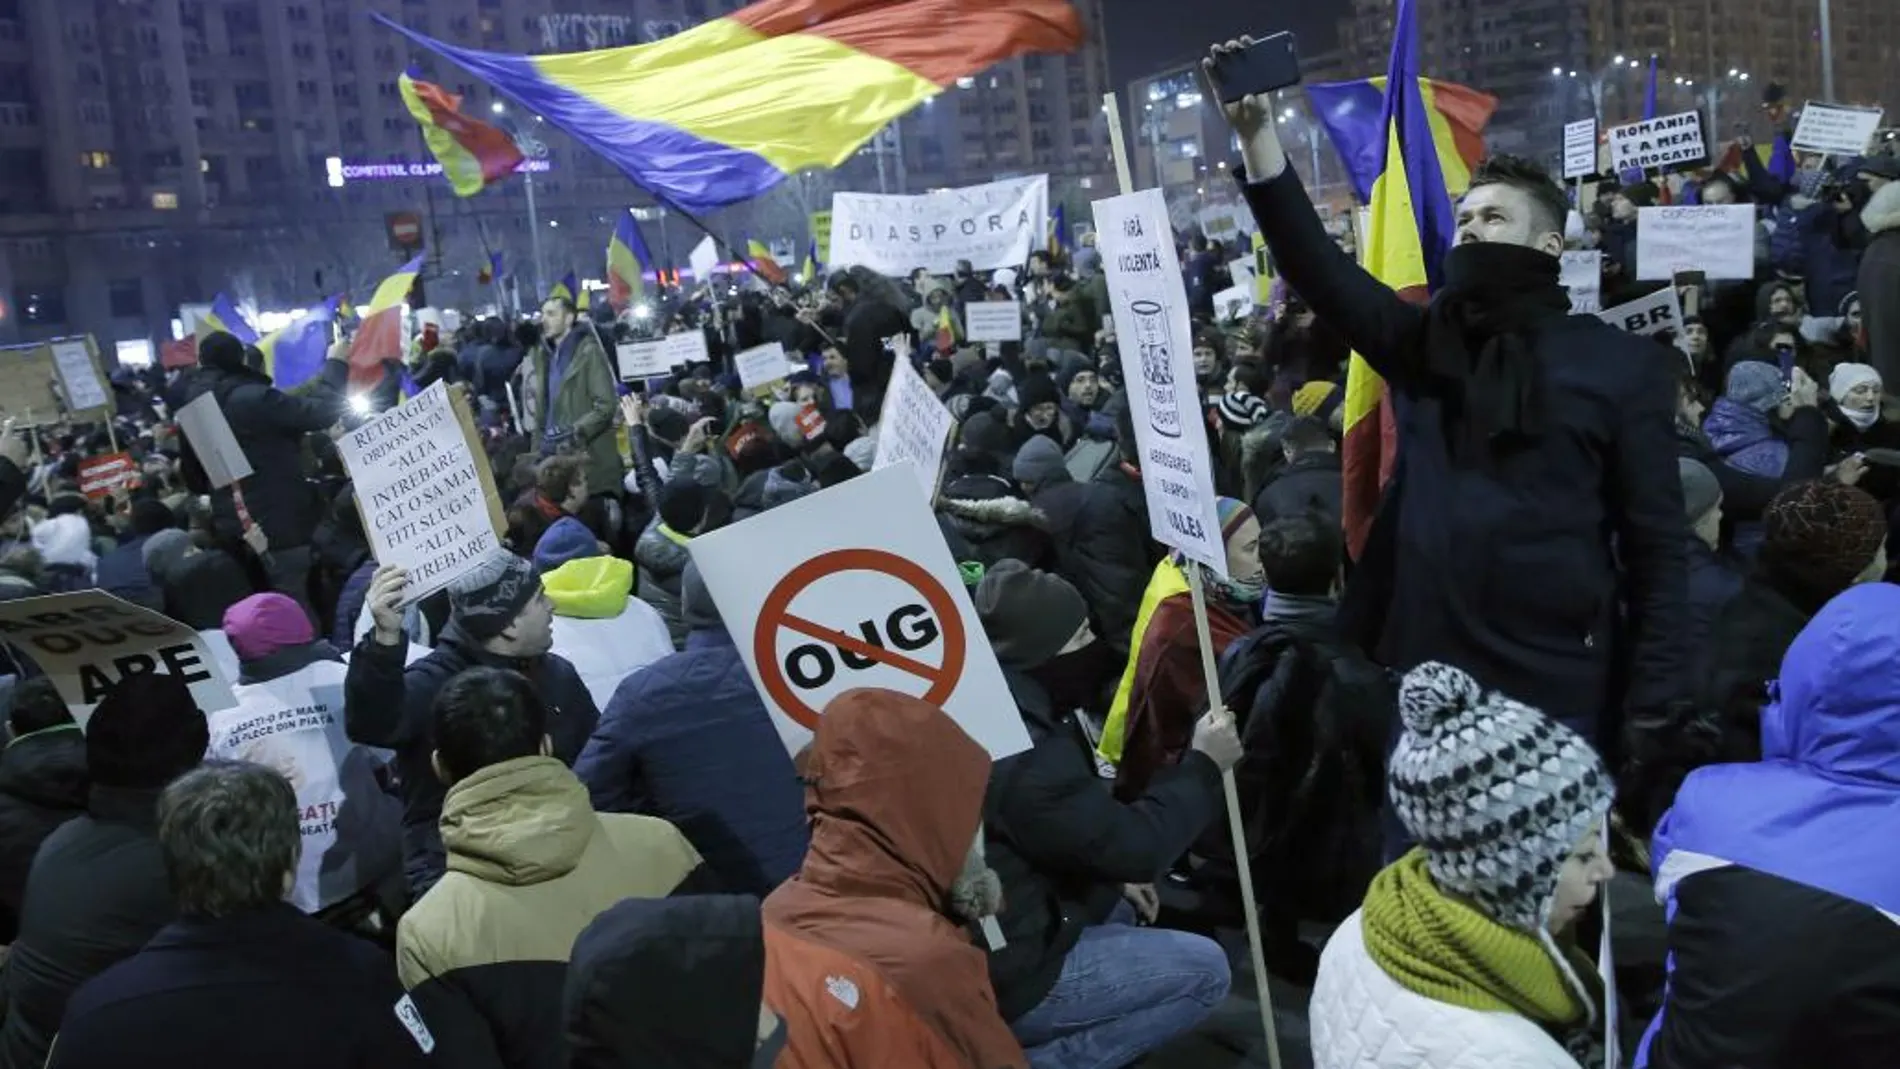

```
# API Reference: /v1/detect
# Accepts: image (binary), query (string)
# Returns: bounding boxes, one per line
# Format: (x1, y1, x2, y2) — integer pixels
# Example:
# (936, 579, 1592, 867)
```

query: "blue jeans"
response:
(1011, 903, 1232, 1069)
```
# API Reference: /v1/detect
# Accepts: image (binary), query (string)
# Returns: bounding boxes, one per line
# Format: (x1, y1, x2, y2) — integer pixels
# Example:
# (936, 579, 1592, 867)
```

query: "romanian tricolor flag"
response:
(199, 294, 258, 345)
(399, 73, 525, 197)
(1307, 76, 1495, 205)
(1338, 0, 1458, 558)
(607, 214, 653, 309)
(347, 256, 423, 389)
(745, 239, 788, 285)
(258, 298, 340, 390)
(371, 0, 1083, 215)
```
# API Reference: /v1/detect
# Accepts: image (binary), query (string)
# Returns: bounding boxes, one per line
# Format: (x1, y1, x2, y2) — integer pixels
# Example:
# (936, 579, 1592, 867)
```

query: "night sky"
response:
(1100, 0, 1345, 90)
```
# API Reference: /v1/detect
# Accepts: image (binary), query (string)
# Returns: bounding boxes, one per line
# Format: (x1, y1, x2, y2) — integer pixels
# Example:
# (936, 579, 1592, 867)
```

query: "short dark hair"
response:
(1282, 416, 1334, 455)
(1258, 513, 1341, 596)
(8, 678, 72, 737)
(1468, 154, 1569, 241)
(433, 667, 547, 783)
(159, 761, 299, 918)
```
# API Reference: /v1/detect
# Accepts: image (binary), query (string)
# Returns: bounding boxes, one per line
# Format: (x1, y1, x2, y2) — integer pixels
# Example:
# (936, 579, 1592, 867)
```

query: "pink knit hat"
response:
(223, 593, 315, 662)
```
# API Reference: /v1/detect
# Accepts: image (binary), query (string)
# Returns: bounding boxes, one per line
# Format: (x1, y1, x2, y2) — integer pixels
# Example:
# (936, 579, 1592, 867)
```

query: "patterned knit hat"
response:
(1388, 662, 1613, 932)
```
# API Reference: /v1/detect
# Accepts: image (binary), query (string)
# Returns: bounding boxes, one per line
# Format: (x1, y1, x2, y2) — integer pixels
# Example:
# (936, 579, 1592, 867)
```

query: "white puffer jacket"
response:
(1308, 910, 1582, 1069)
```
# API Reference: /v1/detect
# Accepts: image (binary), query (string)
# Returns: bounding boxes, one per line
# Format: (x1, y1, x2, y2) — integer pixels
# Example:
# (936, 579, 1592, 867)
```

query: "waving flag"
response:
(607, 214, 653, 309)
(1338, 0, 1458, 558)
(199, 294, 258, 346)
(745, 239, 789, 285)
(400, 73, 525, 197)
(1307, 76, 1496, 205)
(371, 0, 1083, 214)
(258, 298, 340, 390)
(347, 257, 423, 388)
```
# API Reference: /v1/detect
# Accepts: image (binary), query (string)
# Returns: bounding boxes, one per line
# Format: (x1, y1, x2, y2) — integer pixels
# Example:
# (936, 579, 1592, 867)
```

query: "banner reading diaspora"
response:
(829, 175, 1049, 276)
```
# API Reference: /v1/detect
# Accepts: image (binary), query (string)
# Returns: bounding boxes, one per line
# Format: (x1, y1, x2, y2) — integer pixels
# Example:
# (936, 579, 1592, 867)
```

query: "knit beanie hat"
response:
(1292, 381, 1339, 417)
(1762, 480, 1888, 596)
(973, 559, 1088, 671)
(223, 592, 315, 662)
(1387, 662, 1613, 932)
(534, 516, 600, 571)
(1216, 391, 1271, 430)
(86, 673, 208, 790)
(1677, 458, 1721, 522)
(1725, 361, 1786, 413)
(1012, 435, 1068, 487)
(657, 478, 710, 534)
(448, 552, 543, 642)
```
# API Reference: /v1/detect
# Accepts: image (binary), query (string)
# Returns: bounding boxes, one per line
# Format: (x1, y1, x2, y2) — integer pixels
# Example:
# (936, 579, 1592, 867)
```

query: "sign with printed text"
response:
(1636, 205, 1755, 280)
(1790, 101, 1884, 156)
(1607, 110, 1706, 173)
(1563, 118, 1599, 180)
(337, 381, 506, 602)
(964, 300, 1023, 343)
(50, 338, 109, 415)
(687, 464, 1027, 760)
(0, 591, 237, 728)
(1561, 251, 1602, 314)
(830, 174, 1049, 276)
(78, 453, 138, 500)
(1093, 188, 1227, 575)
(1597, 285, 1683, 338)
(176, 392, 254, 488)
(735, 342, 791, 392)
(873, 360, 954, 500)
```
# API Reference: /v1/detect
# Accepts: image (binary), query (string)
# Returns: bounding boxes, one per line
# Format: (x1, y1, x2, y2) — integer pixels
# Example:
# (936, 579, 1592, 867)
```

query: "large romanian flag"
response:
(1306, 76, 1495, 204)
(371, 0, 1083, 214)
(1338, 0, 1459, 559)
(607, 214, 653, 309)
(347, 257, 423, 389)
(400, 73, 525, 197)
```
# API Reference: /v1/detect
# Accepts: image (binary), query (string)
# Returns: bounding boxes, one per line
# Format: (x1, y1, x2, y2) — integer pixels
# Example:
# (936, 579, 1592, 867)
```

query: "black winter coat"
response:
(0, 724, 86, 942)
(1245, 168, 1688, 740)
(182, 360, 347, 549)
(1068, 464, 1159, 659)
(1252, 451, 1343, 527)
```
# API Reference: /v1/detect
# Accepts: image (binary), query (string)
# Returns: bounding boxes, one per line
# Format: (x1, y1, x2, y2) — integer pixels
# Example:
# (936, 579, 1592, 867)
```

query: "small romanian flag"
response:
(347, 256, 424, 389)
(607, 214, 653, 309)
(399, 72, 525, 197)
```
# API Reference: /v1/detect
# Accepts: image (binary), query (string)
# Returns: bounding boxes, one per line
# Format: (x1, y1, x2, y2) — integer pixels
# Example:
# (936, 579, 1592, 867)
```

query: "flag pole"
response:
(1104, 87, 1282, 1069)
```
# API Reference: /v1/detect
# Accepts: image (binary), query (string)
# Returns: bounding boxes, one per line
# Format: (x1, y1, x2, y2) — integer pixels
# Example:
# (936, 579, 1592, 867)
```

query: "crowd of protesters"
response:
(0, 42, 1891, 1069)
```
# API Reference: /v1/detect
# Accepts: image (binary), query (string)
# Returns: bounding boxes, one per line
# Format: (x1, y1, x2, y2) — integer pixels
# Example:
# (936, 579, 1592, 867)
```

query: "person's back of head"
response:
(87, 672, 208, 792)
(157, 761, 298, 918)
(1259, 513, 1341, 597)
(1462, 154, 1570, 256)
(431, 667, 549, 786)
(7, 677, 73, 739)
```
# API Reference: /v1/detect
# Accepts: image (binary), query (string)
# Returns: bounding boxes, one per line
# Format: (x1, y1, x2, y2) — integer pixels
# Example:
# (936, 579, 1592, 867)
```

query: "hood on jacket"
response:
(1861, 179, 1900, 236)
(565, 894, 764, 1069)
(441, 755, 597, 887)
(798, 689, 991, 913)
(544, 556, 633, 619)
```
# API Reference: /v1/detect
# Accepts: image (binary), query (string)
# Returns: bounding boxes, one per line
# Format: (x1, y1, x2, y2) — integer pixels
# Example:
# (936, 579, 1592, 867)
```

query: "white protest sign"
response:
(1607, 110, 1706, 172)
(1597, 285, 1684, 338)
(686, 463, 1028, 760)
(830, 175, 1048, 276)
(1093, 188, 1227, 574)
(616, 341, 672, 380)
(49, 339, 109, 413)
(1563, 118, 1598, 180)
(1791, 101, 1884, 156)
(964, 300, 1023, 343)
(1197, 203, 1247, 245)
(872, 360, 954, 500)
(176, 391, 254, 488)
(0, 591, 237, 727)
(1561, 251, 1602, 313)
(1213, 285, 1253, 320)
(735, 342, 790, 391)
(688, 235, 719, 283)
(337, 381, 506, 602)
(1636, 205, 1755, 280)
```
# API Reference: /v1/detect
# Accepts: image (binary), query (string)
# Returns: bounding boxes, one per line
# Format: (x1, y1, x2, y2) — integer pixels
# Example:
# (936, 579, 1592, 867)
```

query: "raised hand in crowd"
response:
(366, 563, 409, 647)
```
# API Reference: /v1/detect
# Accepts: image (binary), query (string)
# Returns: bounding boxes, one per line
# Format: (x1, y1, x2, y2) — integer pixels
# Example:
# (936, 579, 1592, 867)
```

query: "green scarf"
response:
(1362, 850, 1596, 1033)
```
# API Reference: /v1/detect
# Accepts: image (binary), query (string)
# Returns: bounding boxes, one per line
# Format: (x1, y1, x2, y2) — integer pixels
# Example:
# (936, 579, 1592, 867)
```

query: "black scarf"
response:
(1424, 243, 1573, 462)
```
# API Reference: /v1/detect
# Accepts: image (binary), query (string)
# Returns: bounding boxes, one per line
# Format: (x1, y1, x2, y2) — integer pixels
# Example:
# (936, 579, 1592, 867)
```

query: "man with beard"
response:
(1209, 38, 1687, 753)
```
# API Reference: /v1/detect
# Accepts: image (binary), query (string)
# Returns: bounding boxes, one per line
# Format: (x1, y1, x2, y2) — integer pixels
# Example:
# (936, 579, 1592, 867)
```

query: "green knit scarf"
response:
(1362, 850, 1595, 1032)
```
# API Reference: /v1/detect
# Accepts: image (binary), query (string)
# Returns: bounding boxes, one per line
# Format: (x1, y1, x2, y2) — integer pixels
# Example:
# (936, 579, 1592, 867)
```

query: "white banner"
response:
(686, 464, 1028, 760)
(176, 391, 255, 488)
(1636, 205, 1755, 281)
(337, 381, 506, 602)
(1561, 251, 1602, 314)
(873, 360, 954, 500)
(0, 591, 238, 727)
(1791, 101, 1884, 156)
(735, 342, 792, 391)
(1563, 118, 1598, 180)
(964, 301, 1023, 343)
(1607, 110, 1706, 172)
(1093, 188, 1227, 574)
(1597, 286, 1684, 338)
(829, 175, 1049, 276)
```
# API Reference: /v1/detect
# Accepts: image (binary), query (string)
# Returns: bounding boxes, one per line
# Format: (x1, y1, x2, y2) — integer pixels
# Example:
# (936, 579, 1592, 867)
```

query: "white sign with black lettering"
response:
(873, 360, 954, 500)
(50, 339, 109, 413)
(1636, 205, 1755, 280)
(337, 381, 505, 602)
(1093, 187, 1227, 574)
(735, 342, 791, 391)
(1790, 101, 1884, 156)
(1561, 251, 1602, 314)
(829, 175, 1048, 276)
(1563, 118, 1599, 180)
(1597, 285, 1683, 338)
(964, 300, 1023, 343)
(686, 464, 1027, 760)
(175, 391, 255, 488)
(0, 591, 236, 727)
(1607, 110, 1706, 172)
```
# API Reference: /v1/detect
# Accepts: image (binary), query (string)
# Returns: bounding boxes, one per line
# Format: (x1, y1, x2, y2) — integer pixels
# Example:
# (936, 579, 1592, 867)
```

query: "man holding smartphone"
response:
(1206, 38, 1687, 759)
